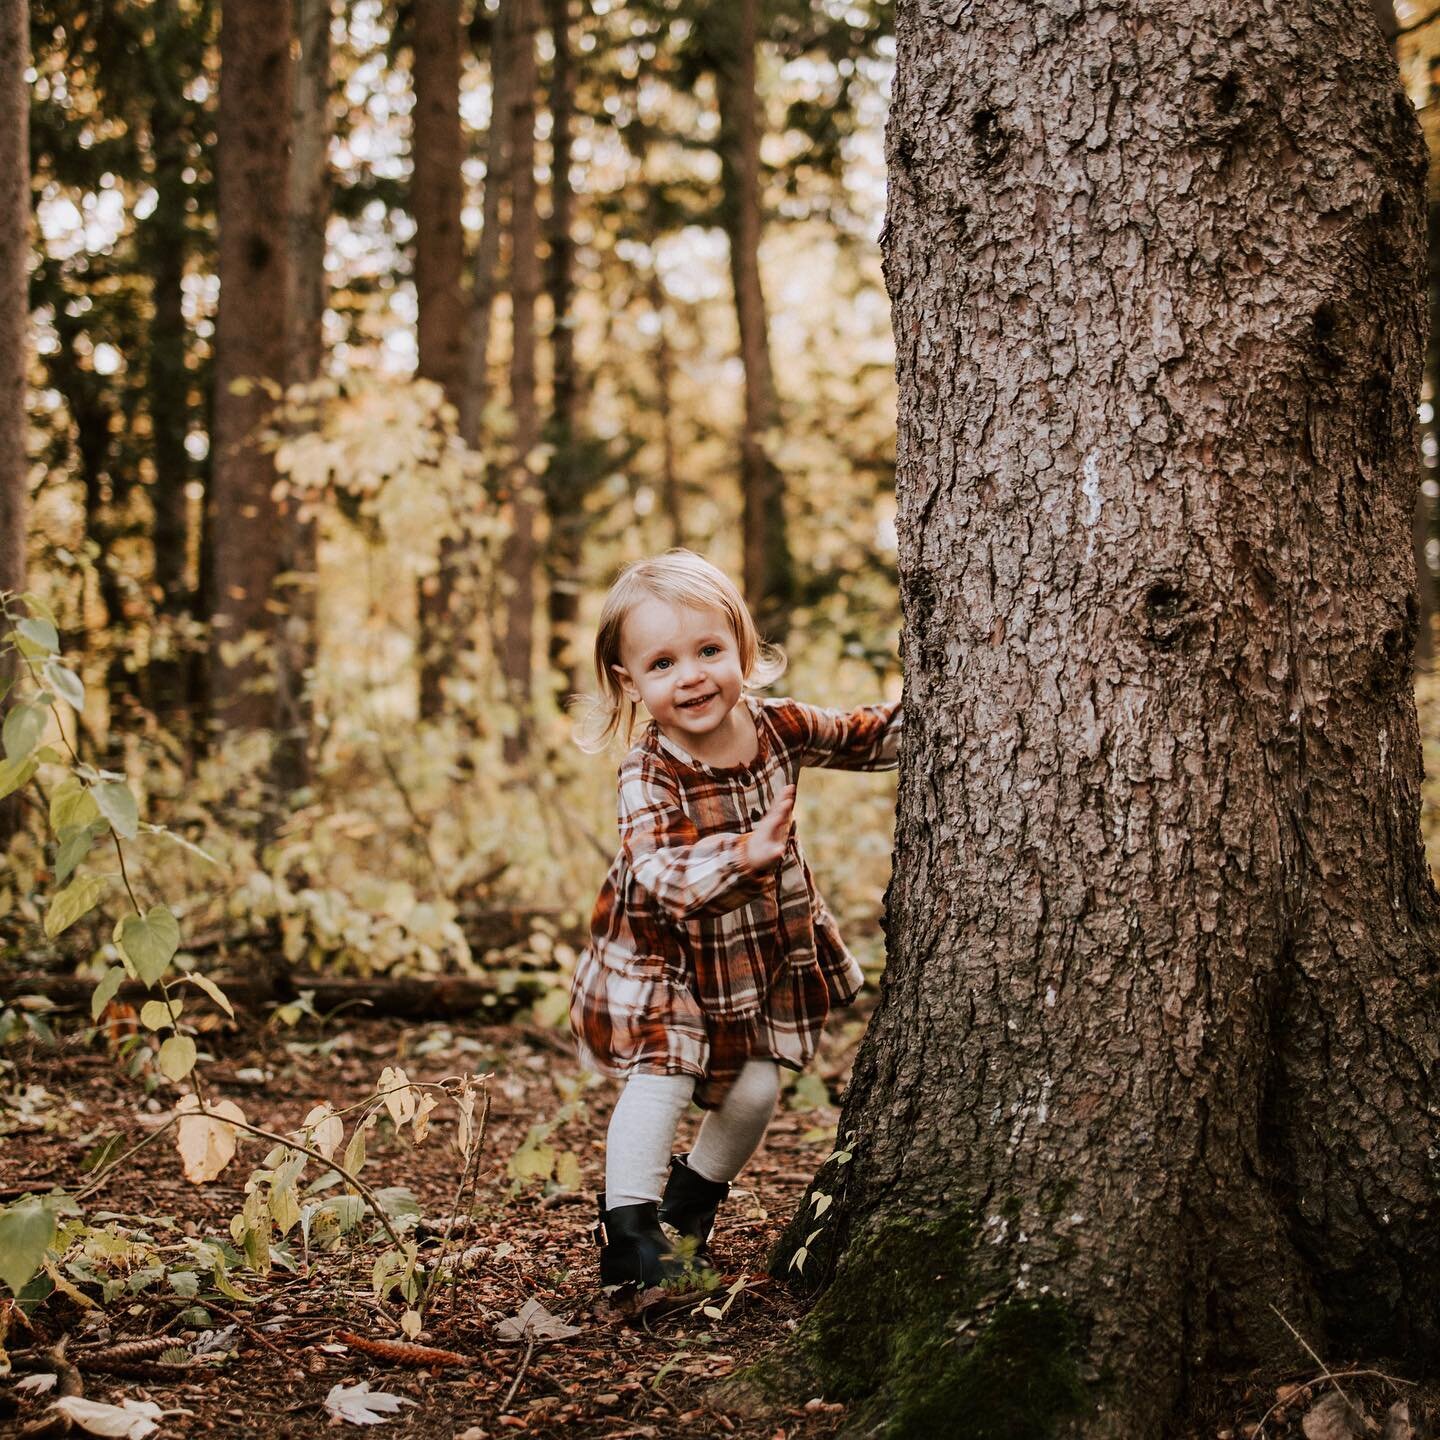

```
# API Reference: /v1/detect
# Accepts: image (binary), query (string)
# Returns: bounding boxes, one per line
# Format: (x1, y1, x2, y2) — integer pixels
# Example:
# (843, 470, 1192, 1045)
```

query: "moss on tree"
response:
(772, 1212, 1093, 1439)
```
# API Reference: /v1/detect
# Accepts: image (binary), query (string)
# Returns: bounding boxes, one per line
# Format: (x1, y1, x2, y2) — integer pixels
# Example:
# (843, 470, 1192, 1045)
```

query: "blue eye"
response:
(701, 645, 720, 657)
(652, 658, 671, 671)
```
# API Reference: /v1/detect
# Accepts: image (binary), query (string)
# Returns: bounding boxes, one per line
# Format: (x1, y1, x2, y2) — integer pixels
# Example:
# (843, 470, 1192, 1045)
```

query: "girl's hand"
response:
(745, 784, 795, 871)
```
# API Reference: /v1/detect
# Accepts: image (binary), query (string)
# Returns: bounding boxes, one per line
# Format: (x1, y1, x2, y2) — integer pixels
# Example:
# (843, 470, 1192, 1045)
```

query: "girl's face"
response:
(611, 596, 746, 744)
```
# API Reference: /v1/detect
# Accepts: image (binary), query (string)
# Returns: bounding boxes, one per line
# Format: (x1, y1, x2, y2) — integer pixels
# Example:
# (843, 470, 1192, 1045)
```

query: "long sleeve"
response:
(789, 698, 902, 771)
(618, 757, 772, 920)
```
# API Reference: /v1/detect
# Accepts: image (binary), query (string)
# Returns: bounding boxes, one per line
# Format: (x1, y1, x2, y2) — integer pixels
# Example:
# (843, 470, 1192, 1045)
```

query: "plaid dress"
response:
(570, 694, 901, 1108)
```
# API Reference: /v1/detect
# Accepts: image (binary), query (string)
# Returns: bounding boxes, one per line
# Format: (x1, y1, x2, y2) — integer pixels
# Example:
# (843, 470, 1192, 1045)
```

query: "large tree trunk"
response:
(412, 0, 467, 719)
(0, 0, 28, 843)
(272, 0, 329, 794)
(542, 0, 585, 701)
(768, 4, 1440, 1435)
(708, 0, 793, 642)
(209, 0, 291, 733)
(500, 0, 540, 763)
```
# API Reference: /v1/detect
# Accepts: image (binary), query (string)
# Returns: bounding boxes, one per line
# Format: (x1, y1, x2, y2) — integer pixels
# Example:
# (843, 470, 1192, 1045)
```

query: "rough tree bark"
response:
(0, 0, 28, 842)
(412, 0, 468, 719)
(765, 3, 1440, 1435)
(707, 0, 793, 641)
(500, 0, 540, 762)
(210, 0, 292, 732)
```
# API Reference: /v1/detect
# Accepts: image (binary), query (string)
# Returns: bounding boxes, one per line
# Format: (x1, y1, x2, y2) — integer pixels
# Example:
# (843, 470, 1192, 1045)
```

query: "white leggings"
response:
(604, 1059, 781, 1211)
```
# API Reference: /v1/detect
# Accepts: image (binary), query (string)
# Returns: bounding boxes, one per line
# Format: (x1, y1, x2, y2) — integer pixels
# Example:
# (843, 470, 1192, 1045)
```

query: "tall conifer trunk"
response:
(543, 0, 585, 700)
(210, 0, 292, 732)
(766, 4, 1440, 1434)
(0, 0, 28, 842)
(501, 0, 540, 762)
(273, 0, 330, 788)
(413, 0, 467, 718)
(709, 0, 792, 641)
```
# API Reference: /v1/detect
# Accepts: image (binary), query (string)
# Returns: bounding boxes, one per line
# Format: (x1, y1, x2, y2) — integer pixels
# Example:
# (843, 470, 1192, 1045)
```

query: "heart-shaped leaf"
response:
(140, 998, 182, 1031)
(3, 702, 46, 761)
(158, 1034, 197, 1082)
(117, 905, 180, 988)
(42, 661, 85, 713)
(0, 754, 37, 802)
(93, 781, 139, 839)
(15, 617, 59, 654)
(50, 778, 101, 833)
(0, 1197, 57, 1298)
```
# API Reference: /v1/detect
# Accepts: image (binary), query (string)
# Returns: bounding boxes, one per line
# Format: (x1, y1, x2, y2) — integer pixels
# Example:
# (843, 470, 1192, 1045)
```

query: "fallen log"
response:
(0, 970, 554, 1021)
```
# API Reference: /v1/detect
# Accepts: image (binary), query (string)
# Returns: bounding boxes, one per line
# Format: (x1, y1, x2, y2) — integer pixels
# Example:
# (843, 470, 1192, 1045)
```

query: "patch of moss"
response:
(890, 1294, 1089, 1439)
(798, 1214, 1091, 1439)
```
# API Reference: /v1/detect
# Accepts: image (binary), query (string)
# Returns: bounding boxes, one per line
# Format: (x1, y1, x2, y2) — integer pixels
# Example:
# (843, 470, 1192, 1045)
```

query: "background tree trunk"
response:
(460, 0, 512, 451)
(209, 0, 292, 733)
(543, 0, 585, 702)
(0, 0, 28, 843)
(413, 0, 468, 719)
(708, 0, 792, 643)
(272, 0, 330, 793)
(501, 0, 540, 763)
(768, 4, 1440, 1434)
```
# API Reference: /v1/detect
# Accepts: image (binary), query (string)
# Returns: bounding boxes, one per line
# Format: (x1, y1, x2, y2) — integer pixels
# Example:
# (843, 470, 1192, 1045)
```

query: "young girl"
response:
(570, 550, 901, 1291)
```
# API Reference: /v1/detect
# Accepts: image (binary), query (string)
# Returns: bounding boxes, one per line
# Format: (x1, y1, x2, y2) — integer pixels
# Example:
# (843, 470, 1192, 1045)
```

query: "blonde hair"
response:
(573, 549, 786, 753)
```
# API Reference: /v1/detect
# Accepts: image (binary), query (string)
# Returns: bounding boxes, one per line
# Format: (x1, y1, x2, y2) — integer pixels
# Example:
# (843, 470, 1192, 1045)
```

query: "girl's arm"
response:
(619, 757, 775, 919)
(780, 698, 903, 771)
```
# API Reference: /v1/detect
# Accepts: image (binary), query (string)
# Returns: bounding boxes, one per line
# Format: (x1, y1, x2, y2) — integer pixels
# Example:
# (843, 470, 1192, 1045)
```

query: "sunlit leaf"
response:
(92, 781, 139, 839)
(16, 617, 59, 654)
(140, 999, 181, 1031)
(51, 778, 101, 832)
(0, 754, 37, 801)
(44, 874, 109, 937)
(42, 661, 84, 713)
(158, 1035, 198, 1082)
(3, 702, 46, 760)
(184, 972, 235, 1018)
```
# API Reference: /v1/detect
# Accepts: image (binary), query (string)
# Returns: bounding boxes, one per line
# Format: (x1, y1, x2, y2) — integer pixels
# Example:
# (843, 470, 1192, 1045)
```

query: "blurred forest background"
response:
(2, 0, 901, 1014)
(8, 0, 1440, 1010)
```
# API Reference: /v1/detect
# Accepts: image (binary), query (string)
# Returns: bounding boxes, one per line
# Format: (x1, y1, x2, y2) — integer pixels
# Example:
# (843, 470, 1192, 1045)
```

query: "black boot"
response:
(657, 1154, 730, 1260)
(594, 1195, 680, 1290)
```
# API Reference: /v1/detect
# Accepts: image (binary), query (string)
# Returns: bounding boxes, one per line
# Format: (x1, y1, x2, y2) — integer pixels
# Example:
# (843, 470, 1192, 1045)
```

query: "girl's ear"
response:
(610, 663, 641, 704)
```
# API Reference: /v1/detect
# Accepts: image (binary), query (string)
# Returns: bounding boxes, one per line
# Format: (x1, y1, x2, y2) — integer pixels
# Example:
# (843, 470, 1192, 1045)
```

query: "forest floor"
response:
(1, 996, 1435, 1440)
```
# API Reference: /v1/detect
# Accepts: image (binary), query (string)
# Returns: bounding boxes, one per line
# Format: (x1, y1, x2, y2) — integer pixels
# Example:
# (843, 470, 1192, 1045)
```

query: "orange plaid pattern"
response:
(570, 695, 901, 1108)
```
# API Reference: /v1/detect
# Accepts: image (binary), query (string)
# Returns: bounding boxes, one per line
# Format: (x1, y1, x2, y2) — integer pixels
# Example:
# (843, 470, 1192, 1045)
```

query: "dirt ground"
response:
(0, 999, 1433, 1440)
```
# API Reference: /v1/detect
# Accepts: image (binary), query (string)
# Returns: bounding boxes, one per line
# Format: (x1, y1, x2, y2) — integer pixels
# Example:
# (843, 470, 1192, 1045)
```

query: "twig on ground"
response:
(501, 1330, 537, 1411)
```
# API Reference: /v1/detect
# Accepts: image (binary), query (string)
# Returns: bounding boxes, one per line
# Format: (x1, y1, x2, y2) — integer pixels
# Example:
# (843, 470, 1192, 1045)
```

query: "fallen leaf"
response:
(1302, 1392, 1366, 1440)
(495, 1296, 583, 1343)
(16, 1372, 57, 1394)
(324, 1381, 417, 1425)
(1381, 1401, 1413, 1440)
(51, 1396, 164, 1438)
